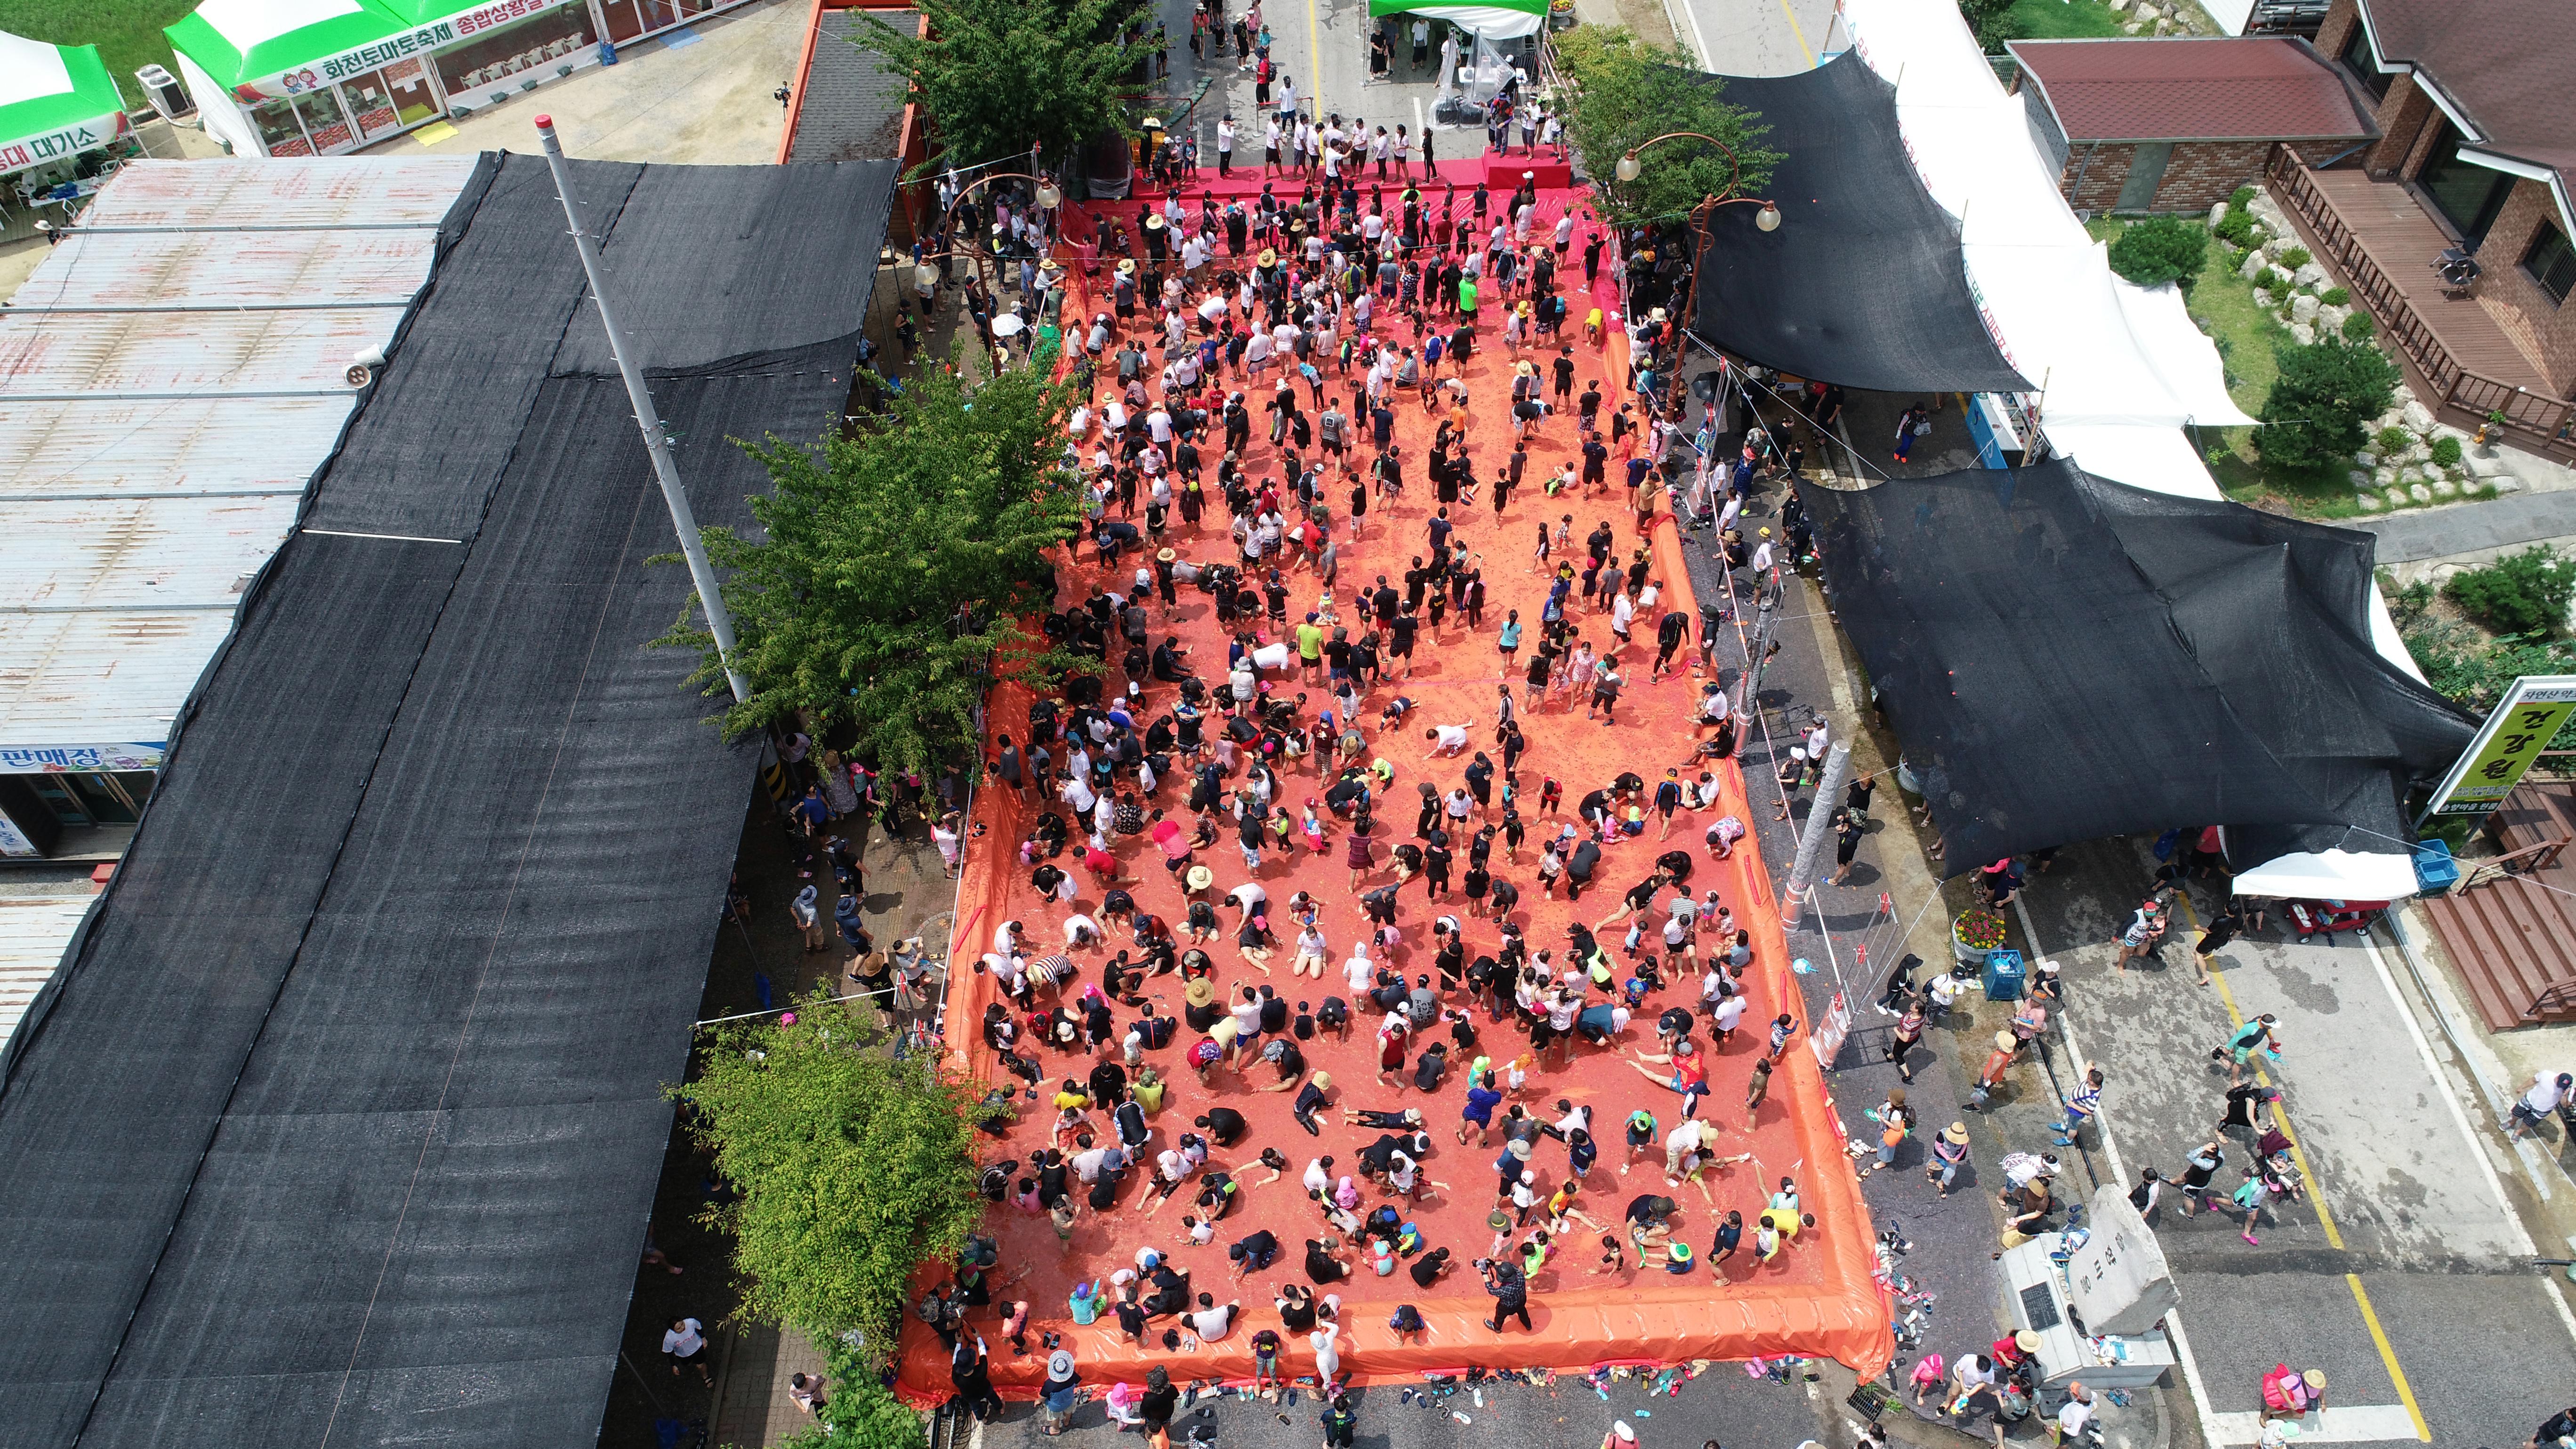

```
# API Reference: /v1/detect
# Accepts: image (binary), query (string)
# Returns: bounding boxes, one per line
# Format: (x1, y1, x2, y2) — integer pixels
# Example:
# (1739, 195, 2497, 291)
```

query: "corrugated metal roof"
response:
(73, 154, 477, 229)
(8, 228, 437, 310)
(0, 610, 237, 744)
(0, 155, 471, 764)
(0, 397, 354, 499)
(0, 307, 397, 396)
(0, 496, 298, 611)
(0, 895, 91, 1055)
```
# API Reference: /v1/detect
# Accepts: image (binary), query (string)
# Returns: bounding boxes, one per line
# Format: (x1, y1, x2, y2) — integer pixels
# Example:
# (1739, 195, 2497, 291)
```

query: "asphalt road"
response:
(2008, 840, 2576, 1448)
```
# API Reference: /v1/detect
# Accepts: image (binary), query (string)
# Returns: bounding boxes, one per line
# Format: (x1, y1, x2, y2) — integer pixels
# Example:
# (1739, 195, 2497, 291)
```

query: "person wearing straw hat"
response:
(1929, 1121, 1971, 1195)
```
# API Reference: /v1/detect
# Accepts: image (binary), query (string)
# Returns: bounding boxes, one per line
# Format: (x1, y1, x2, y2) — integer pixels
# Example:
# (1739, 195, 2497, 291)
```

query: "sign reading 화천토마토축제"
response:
(2419, 675, 2576, 821)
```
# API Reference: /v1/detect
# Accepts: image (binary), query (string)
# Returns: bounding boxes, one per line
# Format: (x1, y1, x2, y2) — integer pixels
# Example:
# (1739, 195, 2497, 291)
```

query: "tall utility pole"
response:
(1734, 586, 1779, 720)
(534, 115, 751, 704)
(1779, 741, 1852, 926)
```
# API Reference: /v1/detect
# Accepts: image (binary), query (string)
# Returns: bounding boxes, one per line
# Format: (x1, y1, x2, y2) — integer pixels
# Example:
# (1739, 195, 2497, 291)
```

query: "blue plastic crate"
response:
(2412, 838, 2459, 893)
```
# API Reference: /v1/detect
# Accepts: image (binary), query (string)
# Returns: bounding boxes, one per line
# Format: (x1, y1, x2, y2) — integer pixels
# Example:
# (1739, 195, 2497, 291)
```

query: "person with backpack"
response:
(1320, 1393, 1360, 1449)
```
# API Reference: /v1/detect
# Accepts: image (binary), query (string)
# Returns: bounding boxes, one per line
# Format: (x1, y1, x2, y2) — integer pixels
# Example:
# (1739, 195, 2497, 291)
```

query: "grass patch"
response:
(2008, 0, 2129, 39)
(10, 0, 200, 111)
(2085, 213, 2398, 519)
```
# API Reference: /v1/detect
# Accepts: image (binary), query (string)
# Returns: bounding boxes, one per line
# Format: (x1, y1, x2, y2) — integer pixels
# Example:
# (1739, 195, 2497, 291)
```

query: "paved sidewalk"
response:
(2349, 490, 2576, 564)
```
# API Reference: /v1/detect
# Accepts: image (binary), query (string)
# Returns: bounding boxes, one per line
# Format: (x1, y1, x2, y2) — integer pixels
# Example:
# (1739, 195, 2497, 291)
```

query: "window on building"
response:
(2416, 121, 2514, 245)
(2526, 225, 2576, 307)
(2338, 24, 2392, 100)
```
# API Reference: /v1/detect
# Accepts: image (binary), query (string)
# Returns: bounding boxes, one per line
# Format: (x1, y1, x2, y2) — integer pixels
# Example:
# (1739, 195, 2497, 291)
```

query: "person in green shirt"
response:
(1296, 612, 1327, 679)
(1459, 276, 1479, 325)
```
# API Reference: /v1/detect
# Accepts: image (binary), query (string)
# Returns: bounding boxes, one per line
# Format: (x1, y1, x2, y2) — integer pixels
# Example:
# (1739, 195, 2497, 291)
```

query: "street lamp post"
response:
(1613, 132, 1780, 416)
(920, 170, 1063, 298)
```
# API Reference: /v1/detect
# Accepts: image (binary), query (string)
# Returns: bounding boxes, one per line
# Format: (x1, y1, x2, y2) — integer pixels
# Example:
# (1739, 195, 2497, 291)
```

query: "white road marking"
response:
(2202, 1406, 2423, 1445)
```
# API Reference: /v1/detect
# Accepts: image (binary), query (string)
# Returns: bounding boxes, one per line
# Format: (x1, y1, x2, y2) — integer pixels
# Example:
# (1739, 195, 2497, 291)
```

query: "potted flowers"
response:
(1952, 907, 2007, 965)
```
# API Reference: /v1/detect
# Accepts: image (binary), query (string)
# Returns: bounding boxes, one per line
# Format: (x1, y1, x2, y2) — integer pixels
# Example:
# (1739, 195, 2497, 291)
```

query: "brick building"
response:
(2008, 36, 2375, 214)
(2310, 0, 2576, 401)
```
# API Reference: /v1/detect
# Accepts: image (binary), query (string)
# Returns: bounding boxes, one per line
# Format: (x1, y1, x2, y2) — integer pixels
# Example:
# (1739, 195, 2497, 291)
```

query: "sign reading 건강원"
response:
(2420, 675, 2576, 821)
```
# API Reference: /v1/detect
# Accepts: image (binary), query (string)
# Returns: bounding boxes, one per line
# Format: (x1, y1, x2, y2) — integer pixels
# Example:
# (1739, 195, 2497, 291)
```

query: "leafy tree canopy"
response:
(2107, 216, 2210, 291)
(1957, 0, 2024, 52)
(1553, 26, 1779, 229)
(656, 349, 1087, 779)
(861, 0, 1150, 180)
(2254, 335, 2399, 472)
(674, 990, 986, 1364)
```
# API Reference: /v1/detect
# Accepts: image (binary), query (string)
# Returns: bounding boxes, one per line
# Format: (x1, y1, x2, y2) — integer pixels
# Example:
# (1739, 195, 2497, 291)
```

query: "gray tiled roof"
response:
(789, 10, 916, 163)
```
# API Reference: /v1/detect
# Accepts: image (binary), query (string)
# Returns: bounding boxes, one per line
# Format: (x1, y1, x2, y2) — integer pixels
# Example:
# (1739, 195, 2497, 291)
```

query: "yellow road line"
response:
(1304, 0, 1323, 120)
(2178, 896, 2428, 1440)
(2345, 1273, 2434, 1441)
(2184, 895, 2346, 1250)
(1778, 0, 1817, 67)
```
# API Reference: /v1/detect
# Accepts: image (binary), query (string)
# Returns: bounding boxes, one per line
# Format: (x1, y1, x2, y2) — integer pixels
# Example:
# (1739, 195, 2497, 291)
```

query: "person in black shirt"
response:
(1304, 1238, 1352, 1282)
(1229, 1228, 1281, 1276)
(1197, 1107, 1248, 1146)
(1036, 1151, 1070, 1208)
(1138, 1366, 1179, 1431)
(1566, 838, 1602, 899)
(1408, 1245, 1455, 1288)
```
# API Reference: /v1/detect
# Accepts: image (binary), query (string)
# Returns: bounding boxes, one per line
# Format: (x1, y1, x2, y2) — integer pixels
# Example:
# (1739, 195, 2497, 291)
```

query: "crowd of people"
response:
(911, 103, 1859, 1422)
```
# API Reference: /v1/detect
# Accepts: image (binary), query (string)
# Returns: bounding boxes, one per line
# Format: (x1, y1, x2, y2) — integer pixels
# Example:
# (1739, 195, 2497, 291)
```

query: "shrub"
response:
(2231, 184, 2257, 209)
(2259, 267, 2291, 292)
(2430, 435, 2463, 468)
(2278, 245, 2312, 270)
(2214, 208, 2260, 249)
(2375, 426, 2415, 456)
(2343, 311, 2376, 342)
(2257, 335, 2402, 471)
(2445, 546, 2576, 637)
(779, 1340, 928, 1449)
(2107, 215, 2210, 290)
(2320, 286, 2349, 306)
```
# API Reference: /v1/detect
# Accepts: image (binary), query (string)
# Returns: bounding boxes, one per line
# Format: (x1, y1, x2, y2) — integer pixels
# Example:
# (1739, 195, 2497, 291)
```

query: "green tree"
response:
(2254, 335, 2400, 471)
(2106, 216, 2210, 290)
(1553, 27, 1779, 229)
(657, 350, 1087, 779)
(777, 1339, 929, 1449)
(675, 990, 986, 1364)
(860, 0, 1148, 181)
(2445, 545, 2576, 637)
(1957, 0, 2024, 51)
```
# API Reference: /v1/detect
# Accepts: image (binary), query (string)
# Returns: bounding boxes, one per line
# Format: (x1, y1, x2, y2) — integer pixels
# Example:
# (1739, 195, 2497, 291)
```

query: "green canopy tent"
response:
(167, 0, 467, 156)
(0, 31, 129, 178)
(1365, 0, 1549, 40)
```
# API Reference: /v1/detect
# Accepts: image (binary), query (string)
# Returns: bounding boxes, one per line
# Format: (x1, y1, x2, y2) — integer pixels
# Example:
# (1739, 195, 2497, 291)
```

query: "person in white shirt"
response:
(662, 1317, 713, 1385)
(1344, 944, 1376, 993)
(1216, 116, 1237, 174)
(1063, 912, 1102, 948)
(2511, 1070, 2574, 1137)
(1191, 1295, 1239, 1340)
(2055, 1384, 2096, 1443)
(1425, 720, 1475, 755)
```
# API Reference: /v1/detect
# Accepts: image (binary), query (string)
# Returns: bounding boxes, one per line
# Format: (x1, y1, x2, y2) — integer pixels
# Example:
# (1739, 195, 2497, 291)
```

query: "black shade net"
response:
(0, 153, 898, 1449)
(1797, 459, 2475, 873)
(1686, 55, 2030, 395)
